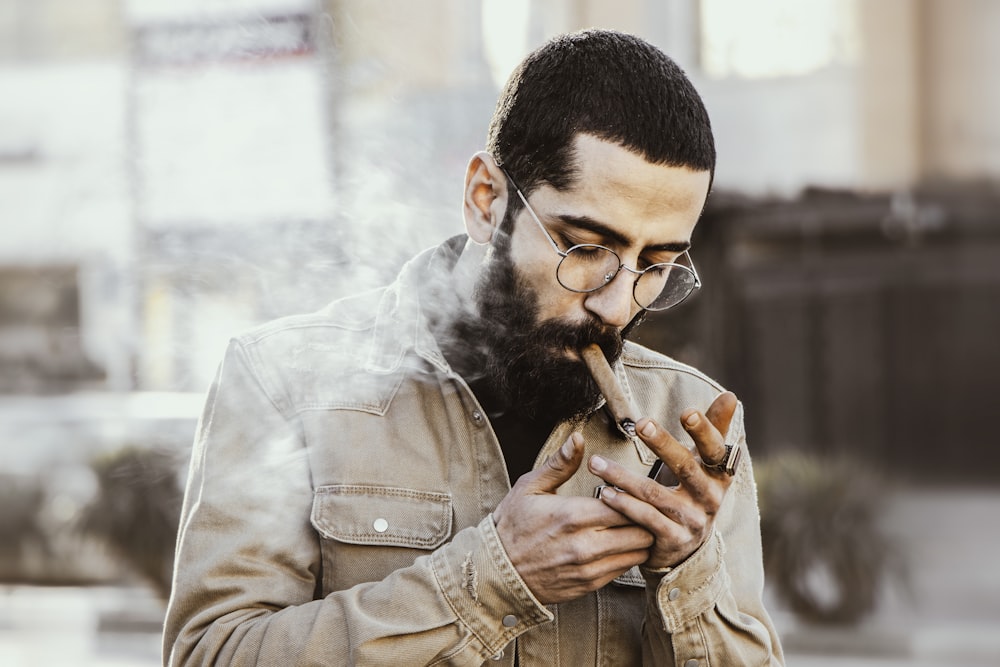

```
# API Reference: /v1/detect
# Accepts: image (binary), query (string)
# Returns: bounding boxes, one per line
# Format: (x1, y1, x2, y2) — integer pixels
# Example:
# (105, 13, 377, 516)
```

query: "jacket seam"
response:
(288, 371, 406, 417)
(622, 358, 725, 392)
(231, 338, 292, 420)
(240, 317, 374, 346)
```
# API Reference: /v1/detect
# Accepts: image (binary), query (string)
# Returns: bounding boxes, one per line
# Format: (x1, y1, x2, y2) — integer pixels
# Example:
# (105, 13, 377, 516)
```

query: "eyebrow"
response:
(555, 214, 692, 253)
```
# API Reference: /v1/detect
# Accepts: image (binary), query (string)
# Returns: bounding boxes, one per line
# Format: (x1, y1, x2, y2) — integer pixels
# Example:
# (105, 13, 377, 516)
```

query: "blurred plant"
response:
(755, 451, 905, 625)
(79, 446, 183, 600)
(0, 474, 50, 576)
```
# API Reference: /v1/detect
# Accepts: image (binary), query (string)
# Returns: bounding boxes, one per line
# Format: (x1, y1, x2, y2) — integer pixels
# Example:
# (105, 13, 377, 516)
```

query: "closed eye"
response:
(556, 228, 605, 251)
(569, 243, 608, 257)
(641, 263, 670, 276)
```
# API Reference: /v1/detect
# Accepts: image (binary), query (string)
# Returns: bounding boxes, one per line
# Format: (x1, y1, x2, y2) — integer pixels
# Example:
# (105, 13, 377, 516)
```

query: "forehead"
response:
(536, 133, 711, 245)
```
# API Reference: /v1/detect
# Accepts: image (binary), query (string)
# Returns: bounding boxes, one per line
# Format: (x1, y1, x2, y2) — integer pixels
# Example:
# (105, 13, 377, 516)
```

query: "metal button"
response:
(472, 410, 484, 423)
(668, 587, 681, 601)
(373, 518, 389, 533)
(489, 650, 504, 661)
(502, 614, 518, 628)
(684, 660, 699, 667)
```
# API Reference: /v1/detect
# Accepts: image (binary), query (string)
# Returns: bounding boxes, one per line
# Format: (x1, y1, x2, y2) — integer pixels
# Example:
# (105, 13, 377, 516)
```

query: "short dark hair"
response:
(487, 29, 715, 195)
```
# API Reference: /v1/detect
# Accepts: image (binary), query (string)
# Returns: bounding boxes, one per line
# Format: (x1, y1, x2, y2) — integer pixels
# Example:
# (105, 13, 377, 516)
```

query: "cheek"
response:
(508, 232, 582, 320)
(535, 284, 582, 322)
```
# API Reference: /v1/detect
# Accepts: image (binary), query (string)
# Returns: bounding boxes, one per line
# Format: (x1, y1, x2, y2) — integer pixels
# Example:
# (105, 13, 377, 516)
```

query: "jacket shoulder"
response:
(224, 289, 403, 416)
(237, 289, 380, 347)
(620, 341, 727, 410)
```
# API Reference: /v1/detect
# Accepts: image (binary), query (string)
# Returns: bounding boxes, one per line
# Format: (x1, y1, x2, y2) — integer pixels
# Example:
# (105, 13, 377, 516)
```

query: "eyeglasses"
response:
(503, 171, 701, 312)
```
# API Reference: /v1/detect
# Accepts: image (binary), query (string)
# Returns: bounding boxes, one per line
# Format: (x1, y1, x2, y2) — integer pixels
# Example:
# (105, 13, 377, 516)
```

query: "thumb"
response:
(524, 432, 584, 494)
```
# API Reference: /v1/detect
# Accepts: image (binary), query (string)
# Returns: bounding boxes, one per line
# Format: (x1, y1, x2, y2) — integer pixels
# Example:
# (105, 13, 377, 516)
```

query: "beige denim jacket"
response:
(164, 240, 784, 666)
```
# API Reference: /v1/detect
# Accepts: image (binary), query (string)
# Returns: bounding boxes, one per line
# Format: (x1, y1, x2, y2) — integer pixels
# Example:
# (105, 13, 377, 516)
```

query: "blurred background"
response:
(1, 0, 998, 665)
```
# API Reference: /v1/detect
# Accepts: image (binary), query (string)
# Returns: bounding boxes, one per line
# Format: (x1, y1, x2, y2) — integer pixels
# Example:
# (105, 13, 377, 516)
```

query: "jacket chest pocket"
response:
(310, 484, 453, 592)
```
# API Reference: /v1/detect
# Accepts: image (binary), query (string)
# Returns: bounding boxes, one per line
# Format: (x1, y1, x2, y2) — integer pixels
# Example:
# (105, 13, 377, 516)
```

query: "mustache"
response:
(531, 317, 624, 364)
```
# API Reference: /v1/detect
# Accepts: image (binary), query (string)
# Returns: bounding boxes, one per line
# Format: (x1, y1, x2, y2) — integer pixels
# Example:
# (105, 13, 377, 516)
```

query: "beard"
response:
(445, 232, 638, 423)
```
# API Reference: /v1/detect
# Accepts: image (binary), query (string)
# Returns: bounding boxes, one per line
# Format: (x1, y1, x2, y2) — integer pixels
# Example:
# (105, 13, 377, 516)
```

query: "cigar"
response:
(581, 344, 638, 438)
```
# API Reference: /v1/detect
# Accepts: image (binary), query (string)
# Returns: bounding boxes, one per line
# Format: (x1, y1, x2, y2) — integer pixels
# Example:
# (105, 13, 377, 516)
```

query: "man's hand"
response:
(492, 433, 654, 605)
(587, 391, 739, 570)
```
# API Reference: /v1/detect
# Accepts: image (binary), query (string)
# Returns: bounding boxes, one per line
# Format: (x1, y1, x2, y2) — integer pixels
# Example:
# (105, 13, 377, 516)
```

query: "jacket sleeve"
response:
(162, 340, 552, 666)
(639, 404, 785, 666)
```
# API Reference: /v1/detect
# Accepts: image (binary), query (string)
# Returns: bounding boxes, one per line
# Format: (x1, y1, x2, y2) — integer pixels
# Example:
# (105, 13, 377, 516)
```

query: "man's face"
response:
(464, 134, 711, 421)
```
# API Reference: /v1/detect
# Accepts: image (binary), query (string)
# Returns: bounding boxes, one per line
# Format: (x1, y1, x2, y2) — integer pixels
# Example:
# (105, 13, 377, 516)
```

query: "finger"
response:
(705, 391, 738, 438)
(560, 524, 654, 565)
(633, 420, 722, 508)
(599, 486, 714, 569)
(523, 432, 585, 494)
(578, 548, 651, 583)
(552, 496, 640, 530)
(589, 455, 699, 527)
(592, 525, 655, 556)
(599, 484, 698, 540)
(679, 408, 728, 469)
(558, 549, 652, 598)
(633, 419, 699, 483)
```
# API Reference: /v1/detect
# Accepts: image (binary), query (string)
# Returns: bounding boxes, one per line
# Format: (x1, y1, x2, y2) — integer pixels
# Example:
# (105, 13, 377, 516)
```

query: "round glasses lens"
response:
(636, 264, 697, 311)
(557, 245, 622, 292)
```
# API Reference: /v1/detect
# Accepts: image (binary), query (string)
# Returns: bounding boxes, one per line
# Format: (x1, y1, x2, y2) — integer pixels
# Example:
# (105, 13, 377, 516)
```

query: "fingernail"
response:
(561, 438, 576, 458)
(601, 486, 617, 500)
(641, 422, 656, 438)
(686, 412, 700, 428)
(590, 455, 607, 472)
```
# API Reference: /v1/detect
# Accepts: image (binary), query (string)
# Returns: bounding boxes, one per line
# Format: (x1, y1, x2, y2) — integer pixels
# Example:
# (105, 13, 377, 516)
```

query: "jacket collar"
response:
(364, 237, 463, 376)
(362, 237, 650, 464)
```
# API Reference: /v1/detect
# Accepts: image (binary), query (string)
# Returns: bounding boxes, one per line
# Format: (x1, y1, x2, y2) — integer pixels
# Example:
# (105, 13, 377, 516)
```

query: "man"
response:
(164, 29, 783, 666)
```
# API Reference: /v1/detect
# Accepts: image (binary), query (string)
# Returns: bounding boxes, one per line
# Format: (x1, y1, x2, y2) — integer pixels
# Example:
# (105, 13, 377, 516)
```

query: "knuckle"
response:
(660, 504, 684, 526)
(546, 454, 567, 472)
(637, 479, 666, 505)
(559, 510, 586, 532)
(572, 545, 597, 567)
(703, 489, 723, 515)
(674, 459, 701, 485)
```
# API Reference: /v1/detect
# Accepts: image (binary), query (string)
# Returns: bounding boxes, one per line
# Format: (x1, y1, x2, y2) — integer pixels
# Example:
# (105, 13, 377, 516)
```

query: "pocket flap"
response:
(311, 484, 453, 549)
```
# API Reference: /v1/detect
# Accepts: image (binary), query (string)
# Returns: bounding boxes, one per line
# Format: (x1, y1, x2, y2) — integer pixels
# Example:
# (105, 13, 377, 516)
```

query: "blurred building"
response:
(1, 0, 999, 478)
(127, 0, 337, 391)
(0, 0, 128, 393)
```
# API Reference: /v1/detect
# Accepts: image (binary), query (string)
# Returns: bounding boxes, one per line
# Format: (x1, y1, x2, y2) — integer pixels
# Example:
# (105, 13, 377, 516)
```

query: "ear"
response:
(463, 151, 509, 244)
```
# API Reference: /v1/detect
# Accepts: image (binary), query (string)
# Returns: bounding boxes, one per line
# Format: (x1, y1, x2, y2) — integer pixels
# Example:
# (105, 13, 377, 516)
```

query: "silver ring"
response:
(703, 443, 741, 476)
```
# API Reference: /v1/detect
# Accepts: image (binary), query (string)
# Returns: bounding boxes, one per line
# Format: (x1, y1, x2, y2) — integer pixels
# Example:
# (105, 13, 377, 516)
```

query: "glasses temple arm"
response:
(510, 181, 566, 258)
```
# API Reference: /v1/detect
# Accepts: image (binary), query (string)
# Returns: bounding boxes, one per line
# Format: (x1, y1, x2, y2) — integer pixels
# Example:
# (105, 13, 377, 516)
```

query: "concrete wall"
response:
(698, 70, 862, 196)
(857, 0, 921, 190)
(921, 0, 1000, 181)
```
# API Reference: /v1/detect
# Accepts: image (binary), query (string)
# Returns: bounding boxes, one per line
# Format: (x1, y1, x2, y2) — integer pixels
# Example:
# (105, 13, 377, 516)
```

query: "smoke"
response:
(0, 5, 510, 619)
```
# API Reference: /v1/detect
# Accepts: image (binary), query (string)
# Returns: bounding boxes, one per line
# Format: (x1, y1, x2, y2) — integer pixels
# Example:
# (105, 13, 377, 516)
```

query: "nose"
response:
(583, 268, 637, 329)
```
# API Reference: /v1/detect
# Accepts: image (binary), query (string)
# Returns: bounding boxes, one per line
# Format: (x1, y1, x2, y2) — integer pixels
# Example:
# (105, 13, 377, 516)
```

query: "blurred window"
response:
(0, 266, 103, 392)
(699, 0, 859, 79)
